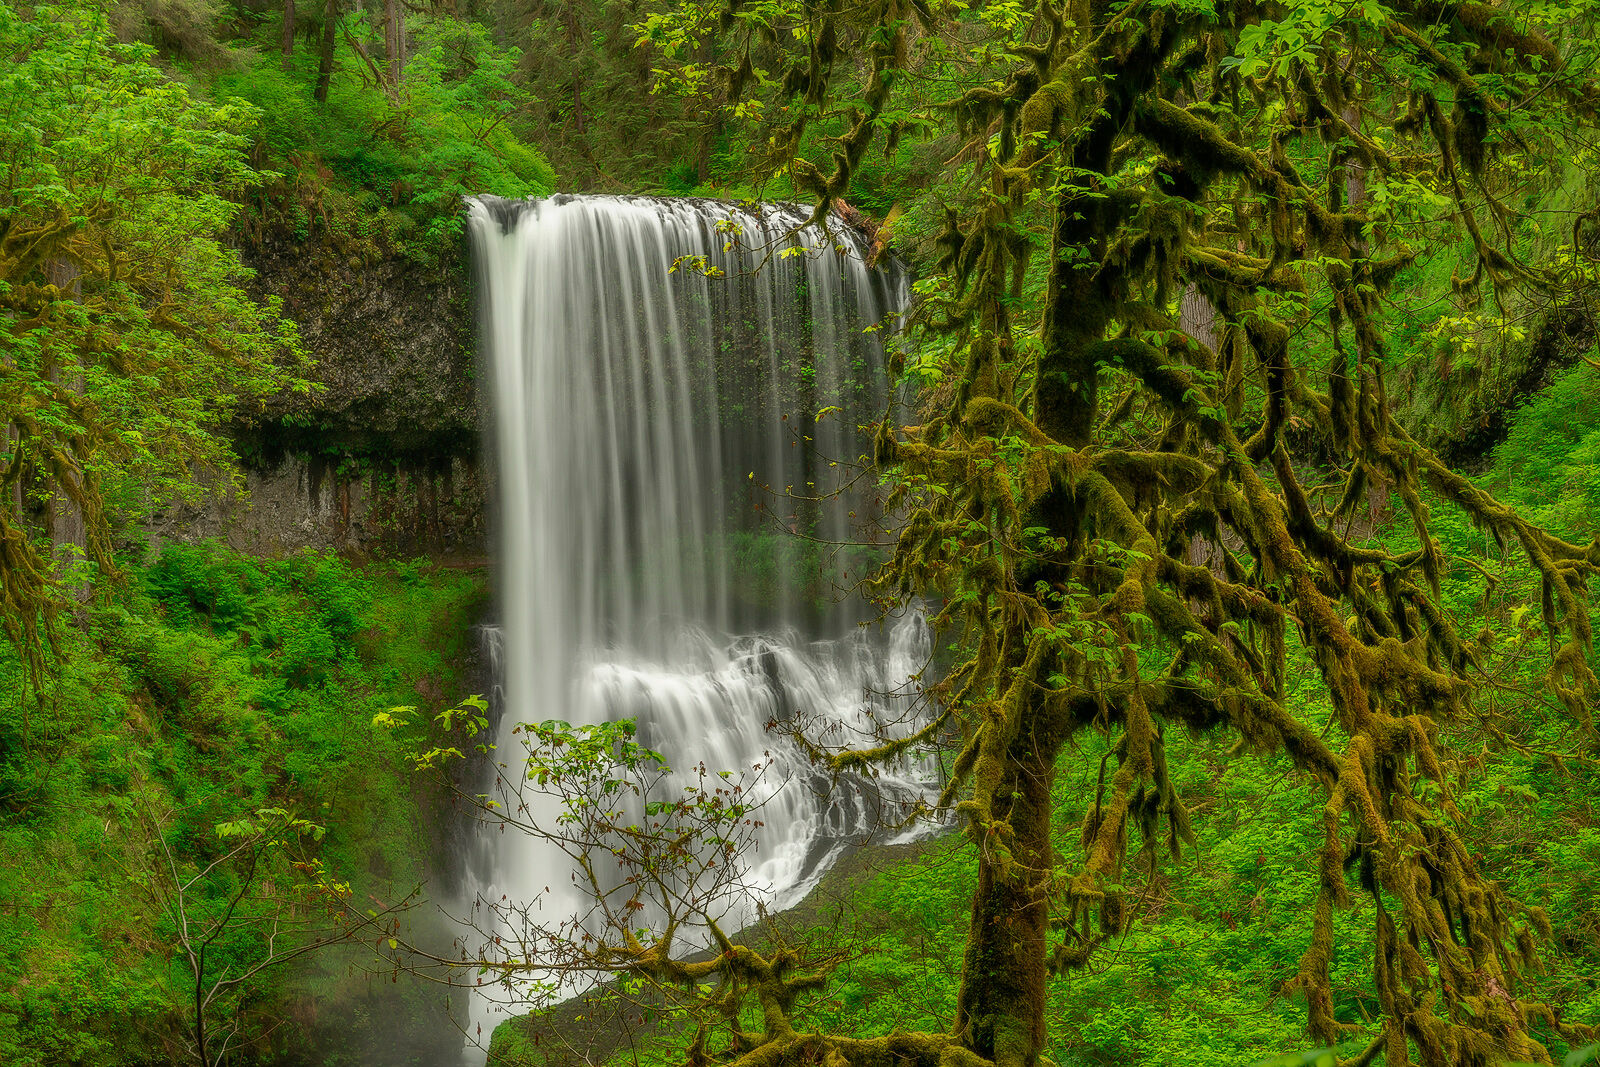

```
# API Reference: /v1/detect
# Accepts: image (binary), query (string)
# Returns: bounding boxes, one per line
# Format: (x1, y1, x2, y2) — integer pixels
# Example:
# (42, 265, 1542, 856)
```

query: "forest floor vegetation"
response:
(0, 544, 489, 1066)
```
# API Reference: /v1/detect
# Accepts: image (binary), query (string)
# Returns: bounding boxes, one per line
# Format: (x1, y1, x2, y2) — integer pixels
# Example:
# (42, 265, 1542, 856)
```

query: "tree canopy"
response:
(0, 1, 301, 675)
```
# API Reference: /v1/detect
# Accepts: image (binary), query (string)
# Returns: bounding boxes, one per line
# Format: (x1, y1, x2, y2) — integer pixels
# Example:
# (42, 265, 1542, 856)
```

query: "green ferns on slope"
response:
(0, 545, 488, 1066)
(1486, 362, 1600, 542)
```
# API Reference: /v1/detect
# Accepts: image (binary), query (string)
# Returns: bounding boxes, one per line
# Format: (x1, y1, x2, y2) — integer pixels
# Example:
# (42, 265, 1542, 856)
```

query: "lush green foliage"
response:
(0, 1, 302, 669)
(1486, 362, 1600, 540)
(0, 545, 488, 1065)
(477, 0, 723, 192)
(217, 13, 553, 260)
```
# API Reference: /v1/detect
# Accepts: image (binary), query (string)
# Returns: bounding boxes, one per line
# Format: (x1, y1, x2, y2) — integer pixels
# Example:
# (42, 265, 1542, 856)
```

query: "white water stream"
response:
(460, 195, 934, 1053)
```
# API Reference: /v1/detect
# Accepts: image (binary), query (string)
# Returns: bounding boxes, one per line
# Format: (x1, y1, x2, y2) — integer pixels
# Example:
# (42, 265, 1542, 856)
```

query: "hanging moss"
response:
(533, 2, 1600, 1065)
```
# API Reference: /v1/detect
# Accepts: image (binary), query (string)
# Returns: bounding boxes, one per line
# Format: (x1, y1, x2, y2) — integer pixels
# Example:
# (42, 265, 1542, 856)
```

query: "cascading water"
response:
(461, 194, 935, 1052)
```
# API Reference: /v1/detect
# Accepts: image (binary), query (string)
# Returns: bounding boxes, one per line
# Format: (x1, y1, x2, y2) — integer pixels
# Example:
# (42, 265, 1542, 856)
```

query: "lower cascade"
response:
(460, 194, 937, 1050)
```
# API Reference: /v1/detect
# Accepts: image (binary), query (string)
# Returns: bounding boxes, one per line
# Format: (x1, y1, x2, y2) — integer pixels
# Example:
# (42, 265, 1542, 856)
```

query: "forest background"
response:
(0, 1, 1598, 1066)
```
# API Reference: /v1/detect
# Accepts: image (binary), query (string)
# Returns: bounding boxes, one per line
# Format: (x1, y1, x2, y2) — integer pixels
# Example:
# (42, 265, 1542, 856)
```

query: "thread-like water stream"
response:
(461, 195, 933, 1053)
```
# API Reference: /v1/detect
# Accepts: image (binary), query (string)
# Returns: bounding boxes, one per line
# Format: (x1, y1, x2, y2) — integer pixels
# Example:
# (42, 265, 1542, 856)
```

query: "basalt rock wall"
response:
(146, 231, 488, 558)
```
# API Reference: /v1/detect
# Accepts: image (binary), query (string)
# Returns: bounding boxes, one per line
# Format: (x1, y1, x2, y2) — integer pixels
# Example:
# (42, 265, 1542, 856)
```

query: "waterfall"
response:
(461, 194, 934, 1050)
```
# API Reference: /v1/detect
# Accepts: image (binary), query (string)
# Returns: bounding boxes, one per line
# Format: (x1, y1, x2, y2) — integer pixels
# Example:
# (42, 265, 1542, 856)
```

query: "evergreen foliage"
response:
(217, 11, 554, 259)
(479, 0, 709, 191)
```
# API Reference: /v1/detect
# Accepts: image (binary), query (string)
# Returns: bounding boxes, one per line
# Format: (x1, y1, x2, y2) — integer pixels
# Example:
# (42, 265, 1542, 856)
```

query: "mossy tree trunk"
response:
(384, 0, 404, 86)
(955, 703, 1065, 1067)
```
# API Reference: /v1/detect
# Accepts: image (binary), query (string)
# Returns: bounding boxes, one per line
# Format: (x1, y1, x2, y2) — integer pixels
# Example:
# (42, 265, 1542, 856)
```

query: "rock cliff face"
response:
(251, 233, 480, 445)
(146, 232, 489, 558)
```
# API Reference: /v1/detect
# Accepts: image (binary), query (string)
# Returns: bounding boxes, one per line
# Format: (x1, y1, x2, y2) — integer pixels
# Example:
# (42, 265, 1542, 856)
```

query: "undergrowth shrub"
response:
(0, 544, 489, 1066)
